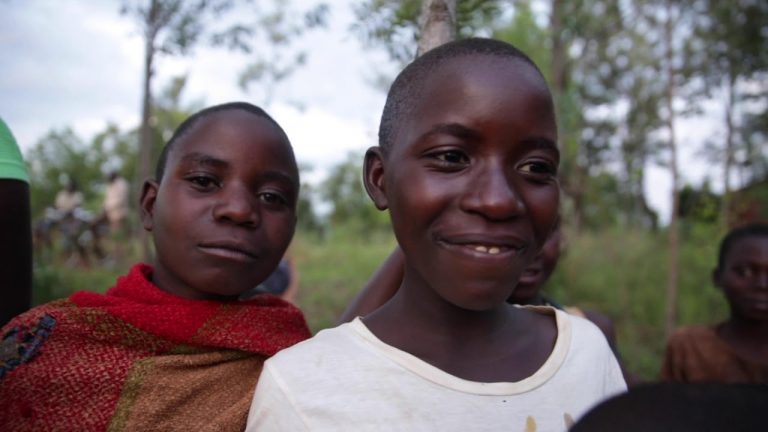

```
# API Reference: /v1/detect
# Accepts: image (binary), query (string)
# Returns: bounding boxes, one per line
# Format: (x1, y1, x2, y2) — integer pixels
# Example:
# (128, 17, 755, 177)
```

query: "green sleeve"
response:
(0, 117, 29, 183)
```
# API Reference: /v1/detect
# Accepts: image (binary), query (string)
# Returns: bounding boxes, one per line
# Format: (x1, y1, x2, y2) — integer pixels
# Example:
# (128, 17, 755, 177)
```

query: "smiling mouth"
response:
(438, 236, 527, 259)
(466, 244, 510, 255)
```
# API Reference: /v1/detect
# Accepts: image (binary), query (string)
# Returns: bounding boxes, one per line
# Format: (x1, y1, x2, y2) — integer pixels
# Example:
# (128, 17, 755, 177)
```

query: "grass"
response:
(32, 223, 727, 382)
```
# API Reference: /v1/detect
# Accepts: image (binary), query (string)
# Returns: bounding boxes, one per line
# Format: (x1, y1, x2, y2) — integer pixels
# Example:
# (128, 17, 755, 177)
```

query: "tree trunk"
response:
(549, 0, 585, 232)
(137, 1, 159, 263)
(721, 74, 736, 228)
(416, 0, 456, 57)
(664, 0, 680, 338)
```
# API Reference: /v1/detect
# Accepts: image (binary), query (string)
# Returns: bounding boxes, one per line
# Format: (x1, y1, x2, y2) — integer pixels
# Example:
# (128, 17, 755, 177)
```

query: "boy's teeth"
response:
(472, 245, 501, 254)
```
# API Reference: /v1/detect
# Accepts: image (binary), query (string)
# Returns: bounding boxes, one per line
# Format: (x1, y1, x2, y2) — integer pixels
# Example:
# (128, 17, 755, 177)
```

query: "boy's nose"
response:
(460, 163, 523, 220)
(212, 185, 260, 227)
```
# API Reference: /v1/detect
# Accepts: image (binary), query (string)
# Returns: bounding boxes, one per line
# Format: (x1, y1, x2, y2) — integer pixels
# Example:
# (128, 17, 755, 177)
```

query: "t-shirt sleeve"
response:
(0, 118, 28, 183)
(245, 360, 308, 432)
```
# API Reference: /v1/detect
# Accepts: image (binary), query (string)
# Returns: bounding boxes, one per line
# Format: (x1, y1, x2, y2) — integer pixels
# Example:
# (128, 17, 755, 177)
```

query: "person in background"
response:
(0, 117, 32, 327)
(241, 253, 300, 304)
(103, 170, 130, 236)
(661, 223, 768, 383)
(54, 178, 83, 215)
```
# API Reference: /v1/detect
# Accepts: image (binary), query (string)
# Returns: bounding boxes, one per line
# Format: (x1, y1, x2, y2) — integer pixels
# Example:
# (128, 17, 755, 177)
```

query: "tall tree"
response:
(121, 0, 234, 259)
(213, 1, 329, 107)
(662, 0, 681, 337)
(353, 0, 504, 66)
(689, 0, 768, 225)
(416, 0, 457, 55)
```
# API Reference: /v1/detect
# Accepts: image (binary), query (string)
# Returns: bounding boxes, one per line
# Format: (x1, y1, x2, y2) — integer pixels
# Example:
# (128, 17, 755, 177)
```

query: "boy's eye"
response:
(259, 192, 289, 206)
(734, 266, 754, 279)
(433, 150, 470, 165)
(518, 161, 556, 177)
(187, 175, 220, 190)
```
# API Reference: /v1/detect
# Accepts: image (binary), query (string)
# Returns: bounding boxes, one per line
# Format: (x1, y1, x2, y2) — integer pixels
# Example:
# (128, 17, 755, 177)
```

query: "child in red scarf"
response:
(0, 102, 311, 431)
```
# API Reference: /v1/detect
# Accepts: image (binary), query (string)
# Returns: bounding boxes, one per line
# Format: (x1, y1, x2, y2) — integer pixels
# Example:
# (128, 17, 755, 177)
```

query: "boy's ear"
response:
(139, 180, 159, 231)
(363, 146, 388, 210)
(712, 267, 723, 290)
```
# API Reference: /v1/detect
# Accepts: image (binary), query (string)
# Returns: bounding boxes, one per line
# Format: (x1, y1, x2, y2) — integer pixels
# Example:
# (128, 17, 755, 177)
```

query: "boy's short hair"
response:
(155, 102, 289, 181)
(717, 223, 768, 268)
(378, 37, 546, 155)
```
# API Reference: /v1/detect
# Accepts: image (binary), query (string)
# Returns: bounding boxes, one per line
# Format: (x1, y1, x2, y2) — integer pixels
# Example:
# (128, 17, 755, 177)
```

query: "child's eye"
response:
(187, 175, 220, 191)
(259, 192, 289, 206)
(432, 150, 470, 166)
(734, 266, 754, 279)
(518, 161, 556, 178)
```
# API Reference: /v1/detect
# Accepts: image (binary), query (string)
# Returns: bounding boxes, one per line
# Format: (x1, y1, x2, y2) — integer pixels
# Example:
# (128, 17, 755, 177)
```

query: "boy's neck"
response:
(362, 277, 557, 382)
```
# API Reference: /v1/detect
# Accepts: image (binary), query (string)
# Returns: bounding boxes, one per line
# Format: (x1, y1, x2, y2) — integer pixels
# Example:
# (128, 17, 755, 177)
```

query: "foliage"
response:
(212, 1, 329, 106)
(352, 0, 505, 66)
(320, 152, 390, 236)
(32, 221, 730, 382)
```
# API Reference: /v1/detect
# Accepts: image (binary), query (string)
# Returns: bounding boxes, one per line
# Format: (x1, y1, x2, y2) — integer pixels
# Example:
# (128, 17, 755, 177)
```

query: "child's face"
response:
(366, 55, 559, 311)
(715, 236, 768, 321)
(140, 110, 299, 300)
(511, 228, 561, 303)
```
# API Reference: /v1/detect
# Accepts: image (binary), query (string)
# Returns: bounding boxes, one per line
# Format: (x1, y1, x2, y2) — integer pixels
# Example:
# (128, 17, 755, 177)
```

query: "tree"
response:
(321, 152, 389, 236)
(689, 0, 768, 226)
(416, 0, 457, 55)
(121, 0, 235, 259)
(352, 0, 505, 66)
(213, 1, 329, 106)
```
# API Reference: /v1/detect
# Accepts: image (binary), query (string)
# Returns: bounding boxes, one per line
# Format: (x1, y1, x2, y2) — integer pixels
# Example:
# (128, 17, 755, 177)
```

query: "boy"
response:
(247, 38, 625, 431)
(0, 102, 311, 430)
(661, 223, 768, 383)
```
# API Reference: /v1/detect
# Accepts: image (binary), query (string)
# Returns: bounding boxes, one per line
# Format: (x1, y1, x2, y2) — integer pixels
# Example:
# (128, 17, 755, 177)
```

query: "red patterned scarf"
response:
(0, 264, 311, 431)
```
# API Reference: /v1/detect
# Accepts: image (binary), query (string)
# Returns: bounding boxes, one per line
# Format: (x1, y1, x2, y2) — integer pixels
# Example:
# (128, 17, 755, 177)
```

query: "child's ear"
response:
(139, 180, 159, 231)
(363, 146, 388, 210)
(712, 267, 723, 290)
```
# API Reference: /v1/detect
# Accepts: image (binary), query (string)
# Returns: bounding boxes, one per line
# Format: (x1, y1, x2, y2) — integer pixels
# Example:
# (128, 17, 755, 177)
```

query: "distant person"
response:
(0, 102, 310, 430)
(247, 38, 625, 431)
(241, 254, 300, 304)
(54, 178, 83, 215)
(661, 223, 768, 383)
(103, 170, 130, 236)
(0, 117, 32, 327)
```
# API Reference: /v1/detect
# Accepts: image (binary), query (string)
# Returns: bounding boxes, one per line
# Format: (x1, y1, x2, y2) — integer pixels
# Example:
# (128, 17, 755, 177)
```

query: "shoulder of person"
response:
(563, 310, 614, 354)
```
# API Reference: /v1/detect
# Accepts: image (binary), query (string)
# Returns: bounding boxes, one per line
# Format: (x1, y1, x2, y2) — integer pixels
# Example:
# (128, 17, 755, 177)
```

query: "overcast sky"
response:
(0, 0, 722, 221)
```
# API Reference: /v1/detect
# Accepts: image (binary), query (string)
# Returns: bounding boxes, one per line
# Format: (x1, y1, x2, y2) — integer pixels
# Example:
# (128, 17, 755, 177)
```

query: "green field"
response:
(32, 224, 728, 381)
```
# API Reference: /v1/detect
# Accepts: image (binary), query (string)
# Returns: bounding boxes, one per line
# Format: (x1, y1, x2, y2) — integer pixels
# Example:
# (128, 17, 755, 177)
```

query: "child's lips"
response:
(436, 233, 527, 260)
(198, 241, 258, 262)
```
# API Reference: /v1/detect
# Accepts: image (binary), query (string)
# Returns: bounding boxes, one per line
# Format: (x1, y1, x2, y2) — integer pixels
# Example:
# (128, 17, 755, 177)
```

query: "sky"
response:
(0, 0, 722, 222)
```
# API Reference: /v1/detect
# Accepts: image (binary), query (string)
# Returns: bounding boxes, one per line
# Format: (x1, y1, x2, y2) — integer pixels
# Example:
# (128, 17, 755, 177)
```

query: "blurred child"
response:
(0, 117, 32, 326)
(661, 223, 768, 383)
(0, 102, 311, 430)
(247, 38, 626, 431)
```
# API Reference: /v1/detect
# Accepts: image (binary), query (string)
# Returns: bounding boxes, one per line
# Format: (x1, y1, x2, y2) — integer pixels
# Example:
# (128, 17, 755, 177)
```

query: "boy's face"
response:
(715, 236, 768, 321)
(140, 110, 298, 300)
(366, 55, 559, 311)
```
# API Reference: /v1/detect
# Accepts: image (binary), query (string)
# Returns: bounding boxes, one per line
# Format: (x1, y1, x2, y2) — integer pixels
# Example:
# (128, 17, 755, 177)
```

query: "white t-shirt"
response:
(246, 307, 626, 432)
